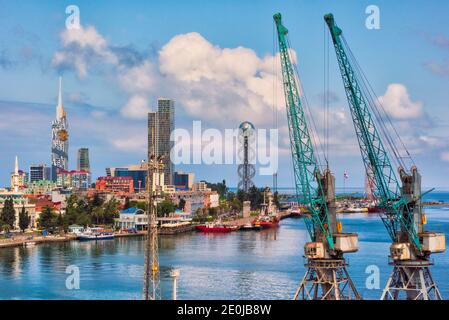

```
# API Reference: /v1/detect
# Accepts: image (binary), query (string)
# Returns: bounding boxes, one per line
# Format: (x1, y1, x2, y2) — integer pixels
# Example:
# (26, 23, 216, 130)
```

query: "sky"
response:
(1, 0, 449, 190)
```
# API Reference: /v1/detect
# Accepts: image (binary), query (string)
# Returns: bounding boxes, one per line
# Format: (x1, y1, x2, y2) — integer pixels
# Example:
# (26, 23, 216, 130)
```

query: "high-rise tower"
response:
(77, 148, 90, 171)
(148, 98, 174, 186)
(51, 77, 69, 185)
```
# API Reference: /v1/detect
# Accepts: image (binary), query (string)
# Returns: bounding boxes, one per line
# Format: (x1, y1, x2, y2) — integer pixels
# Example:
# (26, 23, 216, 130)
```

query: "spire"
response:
(13, 156, 19, 193)
(14, 155, 18, 175)
(56, 76, 65, 120)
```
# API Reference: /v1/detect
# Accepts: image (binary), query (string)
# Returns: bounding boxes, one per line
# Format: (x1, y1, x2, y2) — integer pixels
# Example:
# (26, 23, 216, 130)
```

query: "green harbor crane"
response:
(325, 13, 446, 300)
(274, 13, 360, 300)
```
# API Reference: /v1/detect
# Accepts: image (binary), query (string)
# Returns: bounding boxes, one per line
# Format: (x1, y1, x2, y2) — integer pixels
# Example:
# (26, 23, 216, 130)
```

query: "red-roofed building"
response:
(95, 176, 134, 194)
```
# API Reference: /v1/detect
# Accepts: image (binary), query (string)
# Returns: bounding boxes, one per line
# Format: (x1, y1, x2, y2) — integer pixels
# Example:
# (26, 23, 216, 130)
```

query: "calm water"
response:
(1, 198, 449, 299)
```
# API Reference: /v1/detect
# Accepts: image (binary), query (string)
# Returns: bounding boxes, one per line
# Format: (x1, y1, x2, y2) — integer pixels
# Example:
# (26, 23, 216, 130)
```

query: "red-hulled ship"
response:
(252, 215, 280, 229)
(195, 223, 239, 233)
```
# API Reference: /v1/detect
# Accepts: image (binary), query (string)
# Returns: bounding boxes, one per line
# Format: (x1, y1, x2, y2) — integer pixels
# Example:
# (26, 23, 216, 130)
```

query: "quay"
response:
(0, 233, 77, 248)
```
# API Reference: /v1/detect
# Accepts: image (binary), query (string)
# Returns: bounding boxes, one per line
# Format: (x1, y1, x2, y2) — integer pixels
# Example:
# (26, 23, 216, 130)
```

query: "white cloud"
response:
(121, 95, 151, 119)
(111, 136, 146, 152)
(52, 25, 117, 78)
(157, 32, 285, 126)
(378, 83, 424, 120)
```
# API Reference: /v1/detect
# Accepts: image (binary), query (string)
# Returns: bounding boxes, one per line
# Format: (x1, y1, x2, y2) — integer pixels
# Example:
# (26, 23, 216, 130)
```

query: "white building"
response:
(115, 207, 148, 231)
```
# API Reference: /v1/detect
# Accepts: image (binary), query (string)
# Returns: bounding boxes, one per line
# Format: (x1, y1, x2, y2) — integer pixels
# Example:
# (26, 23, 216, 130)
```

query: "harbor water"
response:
(1, 192, 449, 300)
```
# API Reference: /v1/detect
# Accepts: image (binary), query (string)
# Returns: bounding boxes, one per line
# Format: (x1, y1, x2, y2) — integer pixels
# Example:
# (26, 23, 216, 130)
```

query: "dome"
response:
(239, 121, 255, 132)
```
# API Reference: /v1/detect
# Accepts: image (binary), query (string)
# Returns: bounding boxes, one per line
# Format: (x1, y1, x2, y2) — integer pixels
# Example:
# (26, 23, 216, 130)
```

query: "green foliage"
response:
(38, 206, 57, 231)
(123, 197, 131, 210)
(206, 180, 228, 198)
(1, 198, 16, 228)
(157, 199, 176, 217)
(129, 200, 148, 211)
(178, 198, 186, 211)
(19, 205, 30, 232)
(63, 194, 120, 228)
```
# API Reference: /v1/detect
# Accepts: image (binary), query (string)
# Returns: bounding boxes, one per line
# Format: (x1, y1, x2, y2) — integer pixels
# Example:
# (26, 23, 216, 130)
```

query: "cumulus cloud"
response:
(121, 95, 151, 119)
(52, 25, 117, 77)
(377, 83, 424, 120)
(53, 28, 286, 127)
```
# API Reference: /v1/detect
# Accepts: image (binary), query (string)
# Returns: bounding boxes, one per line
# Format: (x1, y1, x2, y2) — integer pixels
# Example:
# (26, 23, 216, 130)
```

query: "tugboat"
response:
(252, 187, 280, 229)
(195, 222, 239, 233)
(252, 215, 279, 229)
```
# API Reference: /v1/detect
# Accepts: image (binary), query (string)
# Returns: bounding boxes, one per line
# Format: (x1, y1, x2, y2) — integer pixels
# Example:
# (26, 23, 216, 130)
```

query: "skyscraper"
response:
(148, 98, 174, 186)
(77, 148, 90, 171)
(51, 77, 69, 185)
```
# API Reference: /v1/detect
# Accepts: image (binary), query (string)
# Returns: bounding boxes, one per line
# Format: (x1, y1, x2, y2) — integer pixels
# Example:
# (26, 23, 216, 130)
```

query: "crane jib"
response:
(324, 13, 422, 252)
(274, 13, 335, 249)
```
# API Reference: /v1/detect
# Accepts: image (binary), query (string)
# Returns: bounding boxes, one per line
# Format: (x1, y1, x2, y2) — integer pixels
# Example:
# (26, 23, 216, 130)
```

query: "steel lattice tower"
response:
(237, 121, 256, 192)
(143, 125, 163, 300)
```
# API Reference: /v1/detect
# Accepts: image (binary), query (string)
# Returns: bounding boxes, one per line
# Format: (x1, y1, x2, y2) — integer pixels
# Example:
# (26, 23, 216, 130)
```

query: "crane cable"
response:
(341, 36, 415, 174)
(286, 37, 328, 171)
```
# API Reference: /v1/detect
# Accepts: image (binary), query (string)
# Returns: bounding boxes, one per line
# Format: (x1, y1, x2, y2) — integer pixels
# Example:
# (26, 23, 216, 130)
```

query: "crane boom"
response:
(274, 13, 334, 249)
(324, 13, 421, 252)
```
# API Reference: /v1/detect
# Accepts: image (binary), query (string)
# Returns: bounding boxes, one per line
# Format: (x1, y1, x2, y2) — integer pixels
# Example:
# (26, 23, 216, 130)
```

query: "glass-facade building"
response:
(148, 98, 174, 186)
(115, 168, 147, 192)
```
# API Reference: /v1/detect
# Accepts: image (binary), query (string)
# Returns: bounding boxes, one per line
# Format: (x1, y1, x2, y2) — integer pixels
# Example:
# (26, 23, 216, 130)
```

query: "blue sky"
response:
(1, 0, 449, 189)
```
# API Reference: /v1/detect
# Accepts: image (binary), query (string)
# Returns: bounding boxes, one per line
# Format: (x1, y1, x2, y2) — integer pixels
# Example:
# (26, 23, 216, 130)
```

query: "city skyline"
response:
(1, 0, 449, 188)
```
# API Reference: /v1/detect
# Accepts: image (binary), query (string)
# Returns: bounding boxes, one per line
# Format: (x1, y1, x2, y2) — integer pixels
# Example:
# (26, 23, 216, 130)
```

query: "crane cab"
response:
(304, 242, 325, 259)
(390, 243, 413, 260)
(419, 232, 446, 253)
(334, 233, 358, 253)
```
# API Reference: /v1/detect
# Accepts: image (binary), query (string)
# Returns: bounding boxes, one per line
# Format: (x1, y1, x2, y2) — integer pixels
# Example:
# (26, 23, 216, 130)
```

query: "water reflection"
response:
(0, 209, 448, 299)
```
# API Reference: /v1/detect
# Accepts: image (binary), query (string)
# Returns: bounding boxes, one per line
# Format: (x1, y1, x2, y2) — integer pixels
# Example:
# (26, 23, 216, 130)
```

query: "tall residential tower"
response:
(51, 77, 69, 185)
(148, 98, 174, 186)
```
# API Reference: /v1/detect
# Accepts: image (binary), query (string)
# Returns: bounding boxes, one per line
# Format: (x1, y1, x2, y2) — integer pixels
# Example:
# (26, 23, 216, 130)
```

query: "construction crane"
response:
(273, 13, 360, 300)
(325, 13, 446, 300)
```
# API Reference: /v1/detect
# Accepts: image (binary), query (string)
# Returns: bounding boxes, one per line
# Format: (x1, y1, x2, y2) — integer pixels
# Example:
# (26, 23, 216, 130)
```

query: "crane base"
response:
(381, 260, 442, 300)
(294, 259, 361, 300)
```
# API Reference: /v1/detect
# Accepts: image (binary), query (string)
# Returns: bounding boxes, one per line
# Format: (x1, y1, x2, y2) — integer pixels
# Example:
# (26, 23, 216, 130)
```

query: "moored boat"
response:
(195, 223, 239, 233)
(77, 227, 115, 241)
(252, 215, 279, 229)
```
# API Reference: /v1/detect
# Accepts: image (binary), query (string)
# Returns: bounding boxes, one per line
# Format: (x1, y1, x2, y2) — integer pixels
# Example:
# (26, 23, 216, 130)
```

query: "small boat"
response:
(240, 223, 260, 231)
(195, 223, 239, 233)
(23, 241, 36, 247)
(77, 227, 115, 241)
(252, 215, 280, 229)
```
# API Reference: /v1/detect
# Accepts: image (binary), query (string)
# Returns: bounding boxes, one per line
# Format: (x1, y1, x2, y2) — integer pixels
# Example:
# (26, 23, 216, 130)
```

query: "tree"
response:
(178, 198, 186, 211)
(157, 199, 176, 217)
(123, 197, 131, 210)
(90, 193, 104, 207)
(1, 198, 16, 229)
(103, 198, 119, 224)
(38, 206, 57, 231)
(248, 186, 263, 210)
(18, 205, 30, 232)
(206, 180, 228, 198)
(129, 200, 148, 211)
